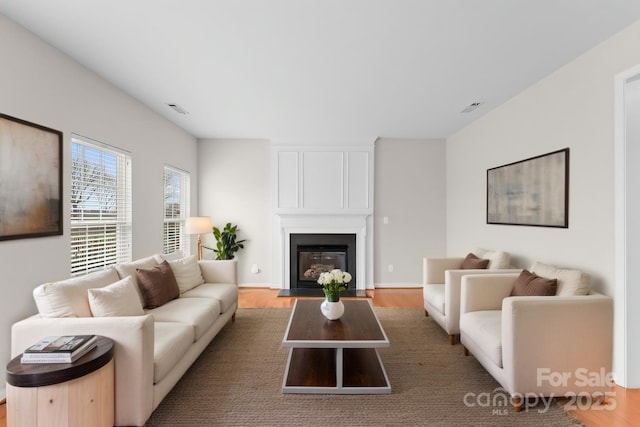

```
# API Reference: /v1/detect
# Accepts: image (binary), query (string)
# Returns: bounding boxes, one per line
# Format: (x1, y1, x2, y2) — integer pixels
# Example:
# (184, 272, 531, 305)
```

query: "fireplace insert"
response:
(290, 233, 356, 290)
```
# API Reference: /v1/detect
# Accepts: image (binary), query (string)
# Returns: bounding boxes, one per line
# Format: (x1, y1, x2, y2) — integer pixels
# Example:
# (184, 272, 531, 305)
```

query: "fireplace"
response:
(274, 213, 372, 294)
(290, 234, 356, 290)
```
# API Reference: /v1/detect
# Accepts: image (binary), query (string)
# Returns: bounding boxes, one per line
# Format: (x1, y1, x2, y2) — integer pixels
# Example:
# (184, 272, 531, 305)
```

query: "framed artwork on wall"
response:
(487, 148, 569, 228)
(0, 114, 63, 240)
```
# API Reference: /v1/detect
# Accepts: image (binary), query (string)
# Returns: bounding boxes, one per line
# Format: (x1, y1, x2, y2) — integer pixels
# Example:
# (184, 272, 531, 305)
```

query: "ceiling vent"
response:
(167, 103, 189, 115)
(461, 102, 484, 113)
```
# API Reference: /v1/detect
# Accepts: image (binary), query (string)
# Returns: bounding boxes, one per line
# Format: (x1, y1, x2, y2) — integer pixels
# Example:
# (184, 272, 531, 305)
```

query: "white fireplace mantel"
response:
(276, 214, 373, 290)
(271, 144, 375, 290)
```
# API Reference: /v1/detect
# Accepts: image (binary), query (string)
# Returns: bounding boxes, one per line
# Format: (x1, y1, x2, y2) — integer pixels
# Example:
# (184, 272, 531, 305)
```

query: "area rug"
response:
(146, 307, 582, 426)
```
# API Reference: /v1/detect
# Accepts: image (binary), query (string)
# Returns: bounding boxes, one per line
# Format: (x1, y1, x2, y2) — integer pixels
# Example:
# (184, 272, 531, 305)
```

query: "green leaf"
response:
(211, 222, 247, 260)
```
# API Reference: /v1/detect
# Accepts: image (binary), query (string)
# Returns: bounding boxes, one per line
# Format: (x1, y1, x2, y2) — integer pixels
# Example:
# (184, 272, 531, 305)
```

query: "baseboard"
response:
(238, 283, 273, 288)
(373, 283, 422, 289)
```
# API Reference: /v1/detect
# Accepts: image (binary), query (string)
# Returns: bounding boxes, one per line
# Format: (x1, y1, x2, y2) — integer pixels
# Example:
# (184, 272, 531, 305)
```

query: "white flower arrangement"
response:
(318, 269, 352, 297)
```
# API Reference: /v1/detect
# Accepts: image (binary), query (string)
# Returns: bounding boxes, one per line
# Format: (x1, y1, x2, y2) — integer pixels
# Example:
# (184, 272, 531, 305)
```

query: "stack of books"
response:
(21, 335, 98, 364)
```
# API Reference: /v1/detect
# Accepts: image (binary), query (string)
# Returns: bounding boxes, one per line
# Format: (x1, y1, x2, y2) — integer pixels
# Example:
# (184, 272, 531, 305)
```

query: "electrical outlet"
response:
(383, 216, 389, 224)
(388, 264, 393, 273)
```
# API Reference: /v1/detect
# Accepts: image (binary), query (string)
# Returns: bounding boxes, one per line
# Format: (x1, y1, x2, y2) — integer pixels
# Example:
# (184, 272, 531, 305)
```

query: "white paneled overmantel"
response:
(273, 146, 374, 214)
(271, 143, 375, 290)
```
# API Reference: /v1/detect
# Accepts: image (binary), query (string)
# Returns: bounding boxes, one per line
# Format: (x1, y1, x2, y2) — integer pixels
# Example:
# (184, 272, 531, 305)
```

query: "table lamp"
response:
(185, 216, 212, 260)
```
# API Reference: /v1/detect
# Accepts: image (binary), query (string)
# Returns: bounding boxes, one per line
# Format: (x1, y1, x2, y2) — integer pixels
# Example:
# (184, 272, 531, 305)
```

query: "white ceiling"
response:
(1, 0, 640, 141)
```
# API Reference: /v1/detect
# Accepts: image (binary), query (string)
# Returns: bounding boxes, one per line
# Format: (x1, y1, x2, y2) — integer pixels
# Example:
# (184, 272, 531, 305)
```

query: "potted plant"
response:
(209, 222, 246, 260)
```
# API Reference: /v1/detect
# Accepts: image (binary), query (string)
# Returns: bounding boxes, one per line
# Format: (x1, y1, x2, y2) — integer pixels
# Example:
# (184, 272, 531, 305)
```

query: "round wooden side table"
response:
(6, 336, 114, 427)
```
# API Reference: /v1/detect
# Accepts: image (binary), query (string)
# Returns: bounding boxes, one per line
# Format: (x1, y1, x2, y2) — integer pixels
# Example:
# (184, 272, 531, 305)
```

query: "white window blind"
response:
(71, 135, 132, 275)
(163, 165, 190, 255)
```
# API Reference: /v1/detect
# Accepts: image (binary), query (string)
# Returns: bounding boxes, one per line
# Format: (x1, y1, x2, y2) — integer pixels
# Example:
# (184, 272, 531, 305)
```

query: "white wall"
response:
(447, 19, 640, 296)
(0, 14, 198, 397)
(197, 138, 447, 288)
(374, 138, 447, 286)
(198, 139, 272, 286)
(448, 21, 640, 384)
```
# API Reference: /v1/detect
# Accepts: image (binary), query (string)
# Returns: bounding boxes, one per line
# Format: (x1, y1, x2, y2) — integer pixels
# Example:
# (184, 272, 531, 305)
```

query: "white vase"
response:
(321, 299, 345, 320)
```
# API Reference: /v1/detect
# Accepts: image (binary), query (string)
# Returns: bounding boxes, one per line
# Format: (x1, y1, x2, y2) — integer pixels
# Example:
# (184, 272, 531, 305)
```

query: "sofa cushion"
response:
(530, 261, 590, 296)
(115, 255, 159, 304)
(153, 322, 194, 384)
(136, 261, 180, 309)
(33, 267, 121, 318)
(422, 284, 445, 315)
(88, 275, 145, 317)
(460, 310, 503, 368)
(146, 297, 221, 340)
(472, 248, 510, 270)
(511, 269, 557, 297)
(181, 283, 238, 313)
(461, 253, 490, 269)
(168, 255, 205, 293)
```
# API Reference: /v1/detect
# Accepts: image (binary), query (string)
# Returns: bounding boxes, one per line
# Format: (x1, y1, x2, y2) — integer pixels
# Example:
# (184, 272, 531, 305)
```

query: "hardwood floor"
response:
(0, 288, 636, 426)
(237, 287, 424, 309)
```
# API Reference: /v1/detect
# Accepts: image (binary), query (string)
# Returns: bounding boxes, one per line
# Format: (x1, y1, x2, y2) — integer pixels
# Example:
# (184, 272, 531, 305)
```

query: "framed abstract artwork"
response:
(0, 114, 63, 240)
(487, 148, 569, 228)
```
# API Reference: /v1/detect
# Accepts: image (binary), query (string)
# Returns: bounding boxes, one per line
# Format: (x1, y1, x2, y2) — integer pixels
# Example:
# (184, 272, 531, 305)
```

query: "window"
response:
(163, 165, 190, 255)
(71, 135, 132, 275)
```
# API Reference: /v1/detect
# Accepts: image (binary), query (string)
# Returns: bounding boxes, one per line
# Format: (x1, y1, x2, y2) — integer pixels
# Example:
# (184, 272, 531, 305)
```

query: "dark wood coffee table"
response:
(282, 299, 391, 394)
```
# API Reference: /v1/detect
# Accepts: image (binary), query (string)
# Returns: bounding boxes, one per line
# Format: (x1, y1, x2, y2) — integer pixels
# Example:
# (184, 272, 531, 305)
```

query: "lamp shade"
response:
(185, 216, 212, 235)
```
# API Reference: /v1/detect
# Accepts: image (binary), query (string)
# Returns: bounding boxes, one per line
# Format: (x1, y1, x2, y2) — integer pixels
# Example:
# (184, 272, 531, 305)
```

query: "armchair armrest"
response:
(502, 294, 613, 396)
(443, 269, 521, 333)
(198, 259, 237, 284)
(423, 257, 464, 284)
(460, 273, 520, 313)
(11, 314, 154, 427)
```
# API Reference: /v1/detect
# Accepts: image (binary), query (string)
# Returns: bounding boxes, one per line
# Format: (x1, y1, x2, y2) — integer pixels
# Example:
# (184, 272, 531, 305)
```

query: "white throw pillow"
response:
(115, 255, 159, 282)
(472, 248, 511, 270)
(530, 261, 590, 296)
(33, 268, 121, 317)
(87, 276, 145, 317)
(168, 255, 205, 293)
(115, 255, 159, 304)
(154, 250, 185, 263)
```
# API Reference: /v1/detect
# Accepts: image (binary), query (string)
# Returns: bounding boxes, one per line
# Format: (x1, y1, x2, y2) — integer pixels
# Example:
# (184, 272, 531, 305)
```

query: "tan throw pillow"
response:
(461, 253, 490, 269)
(168, 255, 205, 293)
(136, 260, 180, 309)
(88, 276, 145, 317)
(511, 269, 558, 296)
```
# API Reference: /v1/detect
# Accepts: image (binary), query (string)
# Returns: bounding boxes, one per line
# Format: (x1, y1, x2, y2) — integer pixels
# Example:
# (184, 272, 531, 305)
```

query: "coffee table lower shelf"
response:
(282, 347, 391, 394)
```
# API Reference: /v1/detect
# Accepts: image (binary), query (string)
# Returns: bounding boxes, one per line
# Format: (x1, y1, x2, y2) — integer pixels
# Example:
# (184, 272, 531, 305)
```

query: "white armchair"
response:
(459, 273, 613, 412)
(422, 250, 519, 345)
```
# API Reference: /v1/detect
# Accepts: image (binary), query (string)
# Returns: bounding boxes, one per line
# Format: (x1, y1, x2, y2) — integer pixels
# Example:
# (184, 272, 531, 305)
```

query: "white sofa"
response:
(11, 254, 238, 426)
(459, 265, 613, 412)
(423, 249, 519, 344)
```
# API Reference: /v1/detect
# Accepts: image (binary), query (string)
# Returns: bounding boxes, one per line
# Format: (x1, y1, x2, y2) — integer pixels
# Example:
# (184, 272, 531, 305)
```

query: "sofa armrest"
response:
(11, 314, 154, 427)
(198, 259, 237, 284)
(502, 294, 613, 396)
(423, 257, 464, 284)
(460, 273, 520, 314)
